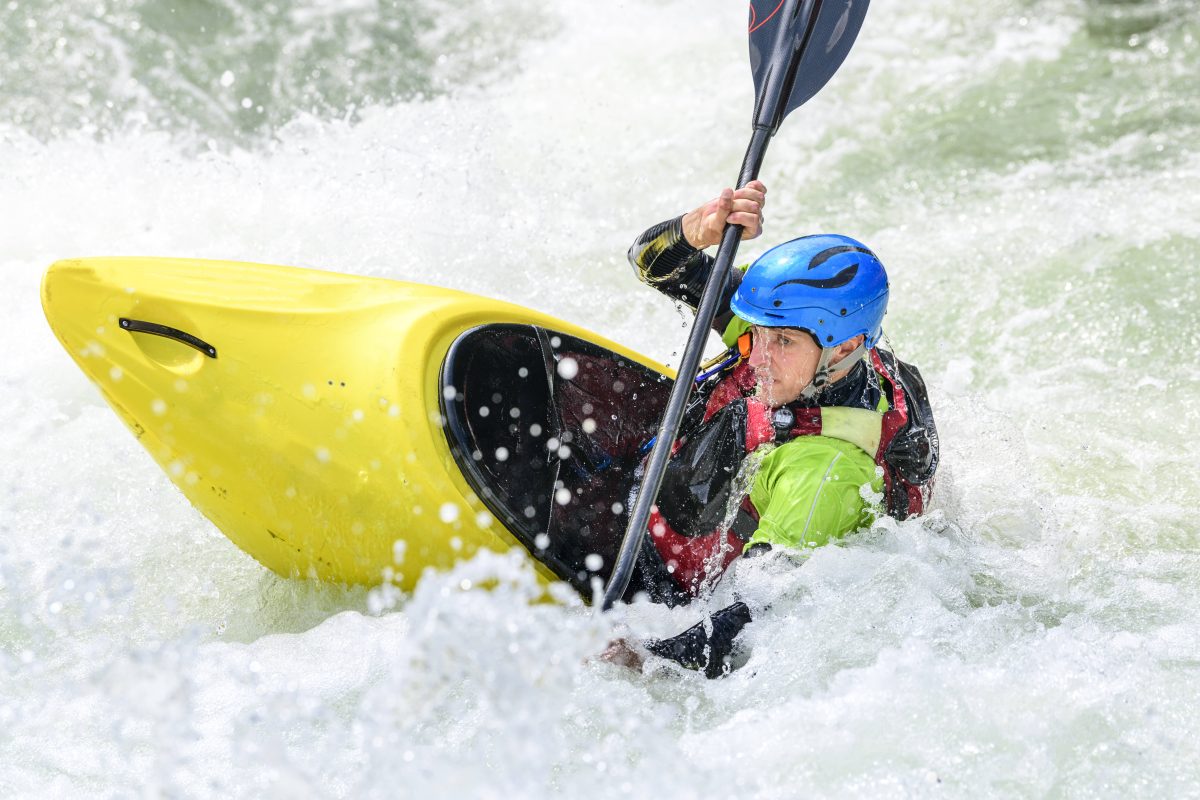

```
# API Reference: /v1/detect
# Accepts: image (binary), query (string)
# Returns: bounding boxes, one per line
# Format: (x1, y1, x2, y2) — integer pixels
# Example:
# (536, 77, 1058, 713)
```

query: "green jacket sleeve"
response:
(746, 435, 881, 551)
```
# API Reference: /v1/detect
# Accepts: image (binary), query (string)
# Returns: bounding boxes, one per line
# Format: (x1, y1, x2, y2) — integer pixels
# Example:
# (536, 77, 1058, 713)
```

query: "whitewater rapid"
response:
(3, 0, 1199, 796)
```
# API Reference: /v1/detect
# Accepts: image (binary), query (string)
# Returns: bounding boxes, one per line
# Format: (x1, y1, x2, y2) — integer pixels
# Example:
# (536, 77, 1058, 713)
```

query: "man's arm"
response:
(645, 600, 754, 679)
(627, 214, 718, 310)
(627, 182, 767, 334)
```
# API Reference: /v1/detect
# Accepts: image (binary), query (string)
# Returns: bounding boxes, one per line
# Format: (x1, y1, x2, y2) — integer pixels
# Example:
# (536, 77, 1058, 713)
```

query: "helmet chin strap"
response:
(799, 343, 867, 402)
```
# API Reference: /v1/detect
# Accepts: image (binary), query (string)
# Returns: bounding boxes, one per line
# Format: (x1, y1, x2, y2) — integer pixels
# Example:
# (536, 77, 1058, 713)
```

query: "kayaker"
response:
(603, 182, 939, 677)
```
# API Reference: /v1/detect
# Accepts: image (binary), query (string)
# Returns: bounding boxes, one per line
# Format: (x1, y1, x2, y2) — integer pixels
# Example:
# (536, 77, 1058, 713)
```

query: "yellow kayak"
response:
(41, 257, 674, 596)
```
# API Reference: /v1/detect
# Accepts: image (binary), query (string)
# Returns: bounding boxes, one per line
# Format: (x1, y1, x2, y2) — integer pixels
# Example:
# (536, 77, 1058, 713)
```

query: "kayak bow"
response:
(41, 257, 673, 593)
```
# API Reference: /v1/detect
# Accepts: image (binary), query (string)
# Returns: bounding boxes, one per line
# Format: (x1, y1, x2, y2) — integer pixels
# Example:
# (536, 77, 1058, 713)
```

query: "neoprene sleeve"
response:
(645, 601, 754, 679)
(627, 215, 741, 335)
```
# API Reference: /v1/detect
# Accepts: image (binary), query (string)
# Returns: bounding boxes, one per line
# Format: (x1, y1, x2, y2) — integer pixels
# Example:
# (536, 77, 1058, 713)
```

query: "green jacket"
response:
(747, 435, 882, 550)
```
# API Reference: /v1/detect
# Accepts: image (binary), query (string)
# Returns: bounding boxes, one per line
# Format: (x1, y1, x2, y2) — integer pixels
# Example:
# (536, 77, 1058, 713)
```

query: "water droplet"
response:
(585, 553, 603, 571)
(557, 357, 579, 380)
(439, 502, 459, 523)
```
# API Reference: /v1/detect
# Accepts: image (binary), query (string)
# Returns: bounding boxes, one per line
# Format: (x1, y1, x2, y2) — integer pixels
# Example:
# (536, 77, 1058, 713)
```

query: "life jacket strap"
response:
(870, 348, 909, 461)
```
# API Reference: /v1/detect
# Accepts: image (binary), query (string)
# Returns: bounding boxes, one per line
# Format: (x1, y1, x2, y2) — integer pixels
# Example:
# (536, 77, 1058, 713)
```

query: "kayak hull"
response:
(41, 257, 671, 589)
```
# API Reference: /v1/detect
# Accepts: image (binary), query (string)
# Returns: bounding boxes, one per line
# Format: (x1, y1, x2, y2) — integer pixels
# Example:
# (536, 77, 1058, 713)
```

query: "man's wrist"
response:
(680, 209, 708, 249)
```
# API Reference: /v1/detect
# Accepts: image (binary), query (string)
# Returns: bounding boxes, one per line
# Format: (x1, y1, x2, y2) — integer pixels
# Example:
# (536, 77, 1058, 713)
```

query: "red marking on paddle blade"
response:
(749, 0, 786, 33)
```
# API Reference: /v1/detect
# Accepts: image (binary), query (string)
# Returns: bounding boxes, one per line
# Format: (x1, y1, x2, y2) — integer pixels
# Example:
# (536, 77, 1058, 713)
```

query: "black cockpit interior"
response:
(440, 324, 671, 600)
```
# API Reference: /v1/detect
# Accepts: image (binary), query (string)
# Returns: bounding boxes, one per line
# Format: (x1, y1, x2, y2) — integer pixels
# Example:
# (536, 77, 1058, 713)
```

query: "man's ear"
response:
(839, 334, 865, 356)
(827, 335, 865, 373)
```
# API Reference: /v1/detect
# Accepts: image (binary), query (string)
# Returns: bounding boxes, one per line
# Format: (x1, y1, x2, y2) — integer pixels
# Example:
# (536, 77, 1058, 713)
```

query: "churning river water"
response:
(2, 0, 1199, 796)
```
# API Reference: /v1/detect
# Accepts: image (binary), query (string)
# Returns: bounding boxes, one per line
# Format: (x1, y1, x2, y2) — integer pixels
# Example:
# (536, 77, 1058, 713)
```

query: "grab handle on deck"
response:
(120, 318, 217, 358)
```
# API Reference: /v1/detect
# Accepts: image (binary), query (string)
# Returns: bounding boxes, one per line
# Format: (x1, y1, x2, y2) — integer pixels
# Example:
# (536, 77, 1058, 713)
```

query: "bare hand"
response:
(597, 638, 645, 671)
(681, 180, 767, 249)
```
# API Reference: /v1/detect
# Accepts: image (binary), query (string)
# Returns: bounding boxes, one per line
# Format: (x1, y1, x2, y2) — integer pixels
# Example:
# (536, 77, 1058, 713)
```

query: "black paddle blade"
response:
(748, 0, 870, 131)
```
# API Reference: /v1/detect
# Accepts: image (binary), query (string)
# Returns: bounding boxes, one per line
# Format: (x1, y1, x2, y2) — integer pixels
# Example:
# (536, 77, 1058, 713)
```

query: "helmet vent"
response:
(775, 264, 859, 290)
(773, 300, 782, 307)
(809, 245, 874, 270)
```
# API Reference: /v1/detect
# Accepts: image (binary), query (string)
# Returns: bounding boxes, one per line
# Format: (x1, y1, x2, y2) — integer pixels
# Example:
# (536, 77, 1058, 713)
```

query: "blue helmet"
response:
(729, 234, 889, 348)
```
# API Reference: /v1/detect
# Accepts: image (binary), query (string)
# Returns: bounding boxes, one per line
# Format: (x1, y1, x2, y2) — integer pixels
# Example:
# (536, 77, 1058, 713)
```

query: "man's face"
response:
(747, 326, 822, 407)
(746, 326, 866, 407)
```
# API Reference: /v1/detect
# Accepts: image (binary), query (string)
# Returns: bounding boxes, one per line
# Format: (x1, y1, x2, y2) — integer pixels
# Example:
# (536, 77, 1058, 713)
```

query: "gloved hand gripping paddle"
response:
(601, 0, 872, 610)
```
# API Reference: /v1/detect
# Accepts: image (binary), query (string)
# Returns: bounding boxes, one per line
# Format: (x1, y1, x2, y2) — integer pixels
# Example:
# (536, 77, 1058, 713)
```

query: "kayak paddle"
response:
(601, 0, 871, 610)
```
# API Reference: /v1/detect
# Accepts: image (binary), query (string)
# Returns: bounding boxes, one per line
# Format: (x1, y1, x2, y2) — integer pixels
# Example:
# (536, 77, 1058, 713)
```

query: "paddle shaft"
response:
(600, 125, 773, 611)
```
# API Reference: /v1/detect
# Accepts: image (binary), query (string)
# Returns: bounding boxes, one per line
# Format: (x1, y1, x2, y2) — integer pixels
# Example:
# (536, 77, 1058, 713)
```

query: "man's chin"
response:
(756, 385, 803, 408)
(755, 385, 779, 408)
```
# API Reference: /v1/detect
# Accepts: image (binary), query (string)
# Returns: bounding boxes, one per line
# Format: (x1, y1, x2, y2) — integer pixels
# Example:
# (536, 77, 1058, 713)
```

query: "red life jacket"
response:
(646, 351, 937, 597)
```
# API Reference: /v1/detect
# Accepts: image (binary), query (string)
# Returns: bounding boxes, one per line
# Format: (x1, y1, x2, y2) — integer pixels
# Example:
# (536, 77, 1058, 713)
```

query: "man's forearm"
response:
(627, 215, 714, 302)
(627, 215, 742, 333)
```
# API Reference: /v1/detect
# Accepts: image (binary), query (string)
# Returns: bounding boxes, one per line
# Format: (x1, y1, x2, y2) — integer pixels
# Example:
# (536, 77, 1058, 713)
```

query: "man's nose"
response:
(747, 341, 767, 368)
